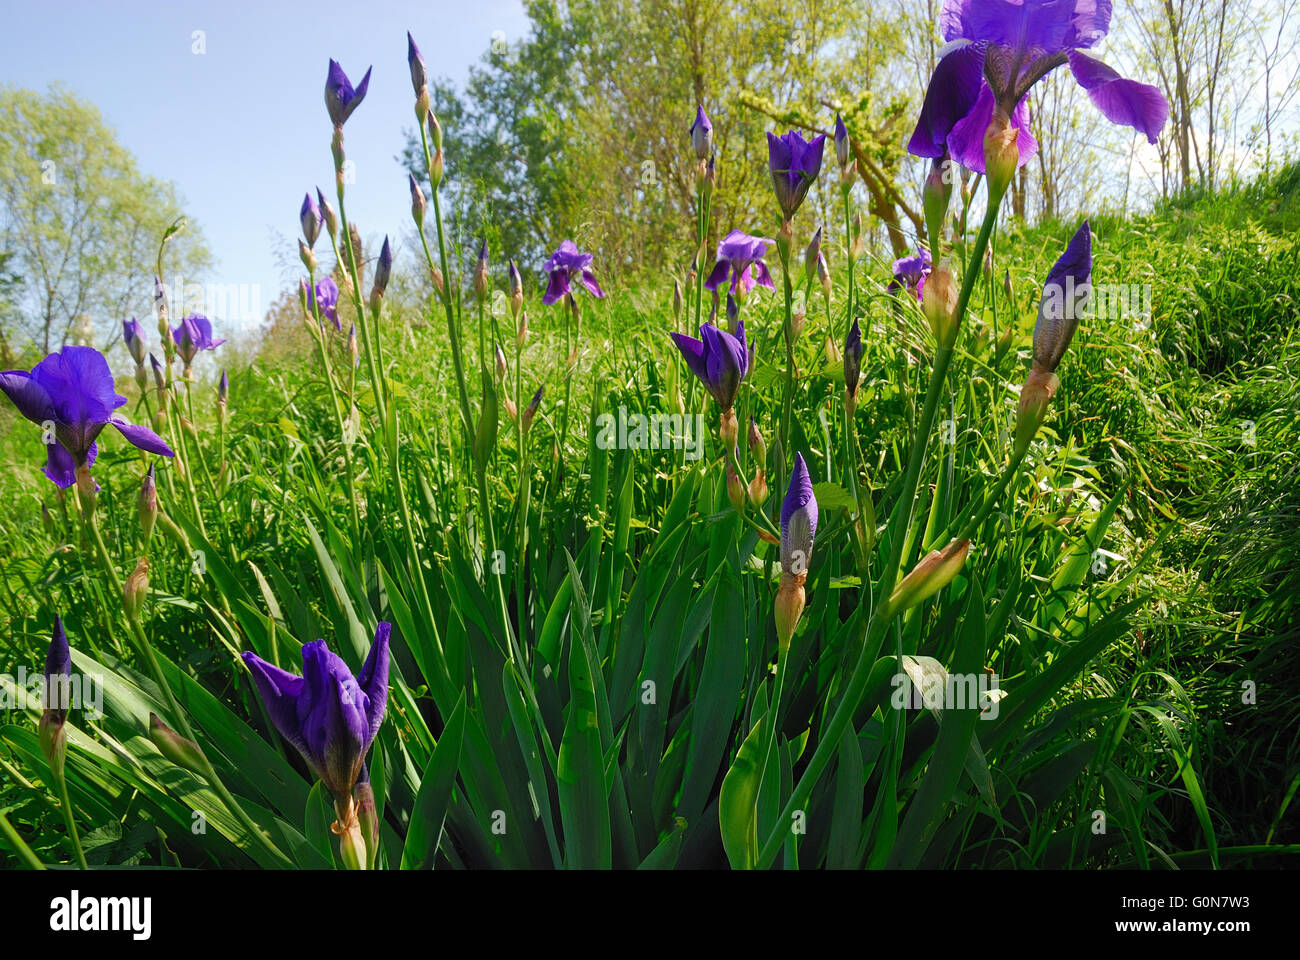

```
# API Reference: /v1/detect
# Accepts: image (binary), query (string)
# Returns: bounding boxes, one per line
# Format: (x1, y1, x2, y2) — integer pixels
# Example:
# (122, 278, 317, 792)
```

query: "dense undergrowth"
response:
(1, 151, 1296, 869)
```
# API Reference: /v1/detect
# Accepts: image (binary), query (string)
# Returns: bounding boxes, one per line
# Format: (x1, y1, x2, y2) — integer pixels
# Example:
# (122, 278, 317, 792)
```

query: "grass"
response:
(0, 148, 1297, 869)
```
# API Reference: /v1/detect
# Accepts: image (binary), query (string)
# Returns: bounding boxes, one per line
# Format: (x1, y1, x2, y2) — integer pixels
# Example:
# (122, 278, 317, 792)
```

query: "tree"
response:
(0, 85, 211, 356)
(403, 0, 921, 280)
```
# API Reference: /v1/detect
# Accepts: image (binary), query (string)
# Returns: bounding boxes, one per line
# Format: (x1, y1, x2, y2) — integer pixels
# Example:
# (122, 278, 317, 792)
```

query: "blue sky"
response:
(1, 0, 530, 333)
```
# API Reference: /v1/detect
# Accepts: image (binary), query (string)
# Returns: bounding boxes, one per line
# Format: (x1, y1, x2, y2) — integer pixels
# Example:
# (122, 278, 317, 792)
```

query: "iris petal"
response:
(1068, 51, 1168, 144)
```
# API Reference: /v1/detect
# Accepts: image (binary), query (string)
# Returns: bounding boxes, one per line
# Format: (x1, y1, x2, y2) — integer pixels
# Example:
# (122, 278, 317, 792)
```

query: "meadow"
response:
(1, 13, 1298, 871)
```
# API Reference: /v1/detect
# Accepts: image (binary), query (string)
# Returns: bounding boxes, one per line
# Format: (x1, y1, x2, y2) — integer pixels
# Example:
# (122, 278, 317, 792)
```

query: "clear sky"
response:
(0, 0, 530, 333)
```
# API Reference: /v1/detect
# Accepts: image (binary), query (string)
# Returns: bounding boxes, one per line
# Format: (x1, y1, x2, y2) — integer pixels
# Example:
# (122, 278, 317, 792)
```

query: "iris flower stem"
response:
(306, 268, 362, 546)
(779, 252, 796, 470)
(842, 188, 856, 328)
(332, 172, 387, 435)
(125, 615, 291, 867)
(51, 766, 88, 869)
(417, 120, 473, 449)
(415, 211, 472, 444)
(755, 191, 1005, 870)
(513, 320, 529, 653)
(85, 508, 122, 595)
(558, 295, 577, 479)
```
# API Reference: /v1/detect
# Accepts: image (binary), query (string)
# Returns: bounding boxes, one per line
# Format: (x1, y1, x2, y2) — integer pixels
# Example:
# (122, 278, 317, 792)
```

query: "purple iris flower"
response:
(908, 0, 1168, 174)
(542, 240, 606, 306)
(704, 229, 776, 296)
(768, 130, 826, 220)
(324, 59, 372, 127)
(780, 451, 818, 572)
(123, 318, 147, 365)
(669, 320, 750, 410)
(887, 247, 932, 301)
(308, 277, 341, 329)
(172, 314, 226, 366)
(241, 623, 391, 802)
(0, 345, 175, 488)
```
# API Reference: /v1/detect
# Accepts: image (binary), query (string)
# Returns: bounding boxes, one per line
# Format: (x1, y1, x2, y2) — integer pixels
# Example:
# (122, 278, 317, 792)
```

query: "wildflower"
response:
(1016, 221, 1092, 454)
(670, 320, 749, 412)
(775, 452, 818, 648)
(123, 318, 147, 366)
(324, 59, 372, 127)
(768, 129, 826, 220)
(704, 230, 775, 298)
(243, 625, 390, 870)
(39, 616, 71, 776)
(542, 240, 605, 305)
(670, 320, 750, 447)
(241, 624, 390, 804)
(309, 277, 341, 330)
(301, 192, 323, 248)
(172, 314, 226, 367)
(887, 247, 932, 302)
(907, 0, 1168, 182)
(0, 346, 174, 488)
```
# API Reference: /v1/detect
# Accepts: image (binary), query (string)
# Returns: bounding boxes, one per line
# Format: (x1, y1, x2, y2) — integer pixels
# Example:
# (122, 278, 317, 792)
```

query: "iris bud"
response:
(138, 464, 158, 542)
(124, 556, 150, 622)
(983, 107, 1020, 199)
(725, 455, 746, 514)
(149, 713, 205, 774)
(409, 174, 426, 228)
(886, 539, 970, 614)
(922, 258, 959, 342)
